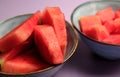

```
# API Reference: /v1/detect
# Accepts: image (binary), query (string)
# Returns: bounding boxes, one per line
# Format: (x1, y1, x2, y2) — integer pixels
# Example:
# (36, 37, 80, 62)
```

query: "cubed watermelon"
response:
(103, 20, 115, 33)
(84, 24, 109, 41)
(42, 7, 67, 55)
(115, 8, 120, 18)
(102, 34, 120, 45)
(34, 25, 64, 65)
(0, 11, 41, 52)
(96, 7, 115, 23)
(79, 7, 120, 45)
(1, 48, 50, 74)
(113, 18, 120, 34)
(79, 15, 102, 33)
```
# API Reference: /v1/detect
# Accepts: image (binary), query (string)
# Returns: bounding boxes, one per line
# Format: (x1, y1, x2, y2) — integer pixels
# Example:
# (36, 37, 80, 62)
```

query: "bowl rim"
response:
(0, 13, 79, 75)
(71, 0, 120, 47)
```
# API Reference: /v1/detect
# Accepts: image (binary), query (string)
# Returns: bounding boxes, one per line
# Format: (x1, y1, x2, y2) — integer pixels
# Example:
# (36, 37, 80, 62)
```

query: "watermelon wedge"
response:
(0, 11, 41, 52)
(0, 36, 34, 66)
(42, 7, 67, 55)
(1, 48, 50, 74)
(34, 25, 64, 65)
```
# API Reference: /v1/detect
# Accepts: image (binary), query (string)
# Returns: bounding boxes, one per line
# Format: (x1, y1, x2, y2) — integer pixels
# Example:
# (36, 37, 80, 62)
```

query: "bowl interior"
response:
(0, 14, 78, 75)
(71, 0, 120, 32)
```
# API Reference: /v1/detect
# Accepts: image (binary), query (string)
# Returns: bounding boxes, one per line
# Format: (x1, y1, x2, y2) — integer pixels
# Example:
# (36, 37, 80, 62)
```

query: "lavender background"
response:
(1, 0, 120, 77)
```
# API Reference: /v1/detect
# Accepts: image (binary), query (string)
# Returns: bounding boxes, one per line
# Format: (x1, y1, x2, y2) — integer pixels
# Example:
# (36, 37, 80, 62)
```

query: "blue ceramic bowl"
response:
(71, 0, 120, 60)
(0, 14, 78, 77)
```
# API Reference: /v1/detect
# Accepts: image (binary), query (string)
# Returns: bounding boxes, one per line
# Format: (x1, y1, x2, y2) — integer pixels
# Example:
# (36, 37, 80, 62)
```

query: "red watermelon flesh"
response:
(42, 7, 67, 55)
(80, 15, 102, 33)
(34, 25, 64, 65)
(0, 11, 41, 52)
(102, 34, 120, 45)
(1, 48, 50, 74)
(84, 24, 109, 41)
(103, 20, 115, 34)
(0, 37, 34, 66)
(79, 7, 120, 45)
(96, 7, 115, 23)
(113, 18, 120, 34)
(115, 8, 120, 18)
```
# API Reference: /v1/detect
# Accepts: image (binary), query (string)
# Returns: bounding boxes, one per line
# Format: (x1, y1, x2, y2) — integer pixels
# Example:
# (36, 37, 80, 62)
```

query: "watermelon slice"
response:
(80, 15, 102, 33)
(1, 48, 50, 74)
(84, 24, 109, 41)
(0, 41, 31, 64)
(102, 34, 120, 45)
(96, 7, 115, 23)
(42, 7, 67, 55)
(0, 35, 34, 66)
(34, 25, 64, 65)
(0, 11, 41, 52)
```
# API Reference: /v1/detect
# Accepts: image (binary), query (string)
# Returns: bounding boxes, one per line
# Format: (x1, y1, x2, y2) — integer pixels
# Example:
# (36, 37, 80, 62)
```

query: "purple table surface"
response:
(1, 0, 120, 77)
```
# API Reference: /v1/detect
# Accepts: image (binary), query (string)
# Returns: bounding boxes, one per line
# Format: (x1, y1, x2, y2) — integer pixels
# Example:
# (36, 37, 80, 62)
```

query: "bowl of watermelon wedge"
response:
(0, 7, 78, 77)
(71, 0, 120, 60)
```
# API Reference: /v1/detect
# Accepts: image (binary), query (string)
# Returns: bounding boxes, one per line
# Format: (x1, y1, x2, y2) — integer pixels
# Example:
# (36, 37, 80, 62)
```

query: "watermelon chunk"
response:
(0, 11, 41, 52)
(103, 20, 115, 33)
(102, 34, 120, 45)
(80, 15, 102, 33)
(34, 25, 64, 65)
(1, 48, 50, 74)
(42, 7, 67, 55)
(115, 8, 120, 18)
(79, 7, 120, 45)
(113, 18, 120, 34)
(84, 24, 109, 41)
(96, 7, 115, 23)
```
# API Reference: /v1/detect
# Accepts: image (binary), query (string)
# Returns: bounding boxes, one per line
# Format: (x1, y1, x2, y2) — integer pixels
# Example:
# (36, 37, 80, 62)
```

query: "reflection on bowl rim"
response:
(71, 0, 120, 47)
(0, 13, 78, 76)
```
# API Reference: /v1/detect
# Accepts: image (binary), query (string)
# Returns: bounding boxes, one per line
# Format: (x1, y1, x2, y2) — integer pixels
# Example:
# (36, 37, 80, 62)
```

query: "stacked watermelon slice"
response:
(79, 7, 120, 45)
(0, 7, 67, 74)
